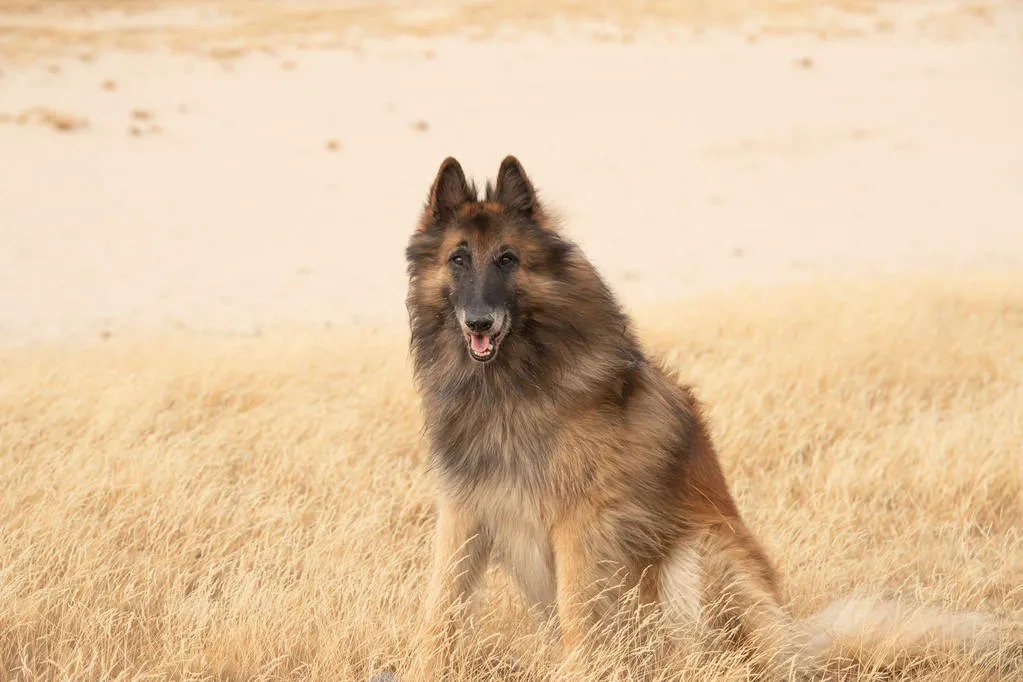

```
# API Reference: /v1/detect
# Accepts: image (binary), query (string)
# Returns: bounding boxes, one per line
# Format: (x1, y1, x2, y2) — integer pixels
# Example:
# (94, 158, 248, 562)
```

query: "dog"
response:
(403, 156, 1008, 679)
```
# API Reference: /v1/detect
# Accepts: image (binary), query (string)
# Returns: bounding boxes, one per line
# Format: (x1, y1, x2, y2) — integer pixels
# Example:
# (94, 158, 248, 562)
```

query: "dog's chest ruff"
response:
(433, 390, 558, 486)
(476, 484, 557, 612)
(432, 390, 562, 610)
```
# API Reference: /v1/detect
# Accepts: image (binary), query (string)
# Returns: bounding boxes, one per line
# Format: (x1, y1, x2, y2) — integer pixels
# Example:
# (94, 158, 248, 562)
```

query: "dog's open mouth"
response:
(466, 331, 501, 363)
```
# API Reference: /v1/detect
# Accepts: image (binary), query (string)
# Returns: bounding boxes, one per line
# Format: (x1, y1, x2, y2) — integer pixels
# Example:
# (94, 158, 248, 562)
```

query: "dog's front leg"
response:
(410, 497, 490, 681)
(550, 514, 622, 677)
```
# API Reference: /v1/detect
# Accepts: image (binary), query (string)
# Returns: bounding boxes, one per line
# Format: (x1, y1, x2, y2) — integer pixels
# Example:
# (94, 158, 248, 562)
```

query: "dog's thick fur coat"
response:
(404, 157, 1007, 679)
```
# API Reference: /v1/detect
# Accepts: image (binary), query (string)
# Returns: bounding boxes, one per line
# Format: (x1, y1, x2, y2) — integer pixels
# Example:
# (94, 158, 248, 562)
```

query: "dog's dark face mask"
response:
(444, 232, 518, 363)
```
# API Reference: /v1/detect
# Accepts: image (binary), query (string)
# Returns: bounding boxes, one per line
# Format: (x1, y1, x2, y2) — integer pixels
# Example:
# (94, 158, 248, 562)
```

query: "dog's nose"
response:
(465, 315, 494, 333)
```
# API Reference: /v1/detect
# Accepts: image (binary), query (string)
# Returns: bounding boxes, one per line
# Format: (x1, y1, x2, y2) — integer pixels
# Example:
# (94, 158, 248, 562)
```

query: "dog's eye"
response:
(449, 254, 466, 267)
(498, 253, 518, 268)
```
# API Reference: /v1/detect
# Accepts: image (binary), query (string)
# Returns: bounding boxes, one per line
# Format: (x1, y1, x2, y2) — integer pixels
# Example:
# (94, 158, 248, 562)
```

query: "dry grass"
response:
(1, 274, 1021, 680)
(0, 0, 1005, 62)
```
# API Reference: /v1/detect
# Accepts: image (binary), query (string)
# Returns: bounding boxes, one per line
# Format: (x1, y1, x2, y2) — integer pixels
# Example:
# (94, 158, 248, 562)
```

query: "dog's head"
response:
(406, 156, 571, 366)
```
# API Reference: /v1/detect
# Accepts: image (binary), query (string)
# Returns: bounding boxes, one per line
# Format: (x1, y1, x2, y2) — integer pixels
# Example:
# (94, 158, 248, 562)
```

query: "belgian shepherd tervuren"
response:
(404, 156, 1008, 680)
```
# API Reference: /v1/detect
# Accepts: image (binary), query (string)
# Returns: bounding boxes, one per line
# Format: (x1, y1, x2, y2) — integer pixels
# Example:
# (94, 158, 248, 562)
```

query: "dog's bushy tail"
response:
(797, 596, 1016, 676)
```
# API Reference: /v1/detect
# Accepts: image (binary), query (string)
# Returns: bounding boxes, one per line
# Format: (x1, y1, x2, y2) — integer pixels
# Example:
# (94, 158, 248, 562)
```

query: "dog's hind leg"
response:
(661, 526, 824, 680)
(702, 526, 825, 679)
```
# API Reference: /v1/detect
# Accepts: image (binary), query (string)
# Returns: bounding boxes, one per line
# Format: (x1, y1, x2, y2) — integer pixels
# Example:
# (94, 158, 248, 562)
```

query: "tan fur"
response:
(405, 157, 1012, 680)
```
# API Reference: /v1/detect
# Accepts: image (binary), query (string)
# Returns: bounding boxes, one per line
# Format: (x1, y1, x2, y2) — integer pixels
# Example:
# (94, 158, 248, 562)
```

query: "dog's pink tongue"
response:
(470, 334, 491, 354)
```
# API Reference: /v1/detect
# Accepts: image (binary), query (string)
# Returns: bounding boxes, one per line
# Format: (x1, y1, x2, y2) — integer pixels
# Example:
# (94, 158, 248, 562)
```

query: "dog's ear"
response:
(494, 155, 537, 217)
(421, 157, 472, 230)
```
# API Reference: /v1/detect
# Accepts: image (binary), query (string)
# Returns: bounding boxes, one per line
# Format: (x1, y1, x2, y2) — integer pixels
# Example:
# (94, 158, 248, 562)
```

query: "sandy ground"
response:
(1, 1, 1021, 344)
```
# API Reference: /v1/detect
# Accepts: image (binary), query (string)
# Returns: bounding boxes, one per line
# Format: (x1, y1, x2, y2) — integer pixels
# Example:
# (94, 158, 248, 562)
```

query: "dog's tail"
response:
(795, 596, 1015, 676)
(659, 532, 1017, 676)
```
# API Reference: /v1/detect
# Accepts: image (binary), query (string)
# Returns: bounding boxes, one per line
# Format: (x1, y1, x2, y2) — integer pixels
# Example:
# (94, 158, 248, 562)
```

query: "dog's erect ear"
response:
(494, 155, 537, 217)
(422, 157, 472, 230)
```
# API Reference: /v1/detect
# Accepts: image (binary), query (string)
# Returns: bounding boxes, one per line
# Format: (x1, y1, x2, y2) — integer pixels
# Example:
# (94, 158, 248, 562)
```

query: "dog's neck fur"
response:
(408, 242, 645, 496)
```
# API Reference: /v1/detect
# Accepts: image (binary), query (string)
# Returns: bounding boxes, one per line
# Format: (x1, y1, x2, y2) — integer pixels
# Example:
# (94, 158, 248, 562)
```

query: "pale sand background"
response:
(1, 0, 1021, 343)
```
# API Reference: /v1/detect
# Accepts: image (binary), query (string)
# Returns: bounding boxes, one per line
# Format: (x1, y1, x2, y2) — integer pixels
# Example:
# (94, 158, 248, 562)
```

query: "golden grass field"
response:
(0, 0, 1003, 61)
(2, 274, 1021, 681)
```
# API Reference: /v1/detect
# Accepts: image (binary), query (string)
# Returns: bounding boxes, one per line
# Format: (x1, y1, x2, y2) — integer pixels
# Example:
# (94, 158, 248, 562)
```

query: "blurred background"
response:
(1, 0, 1021, 344)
